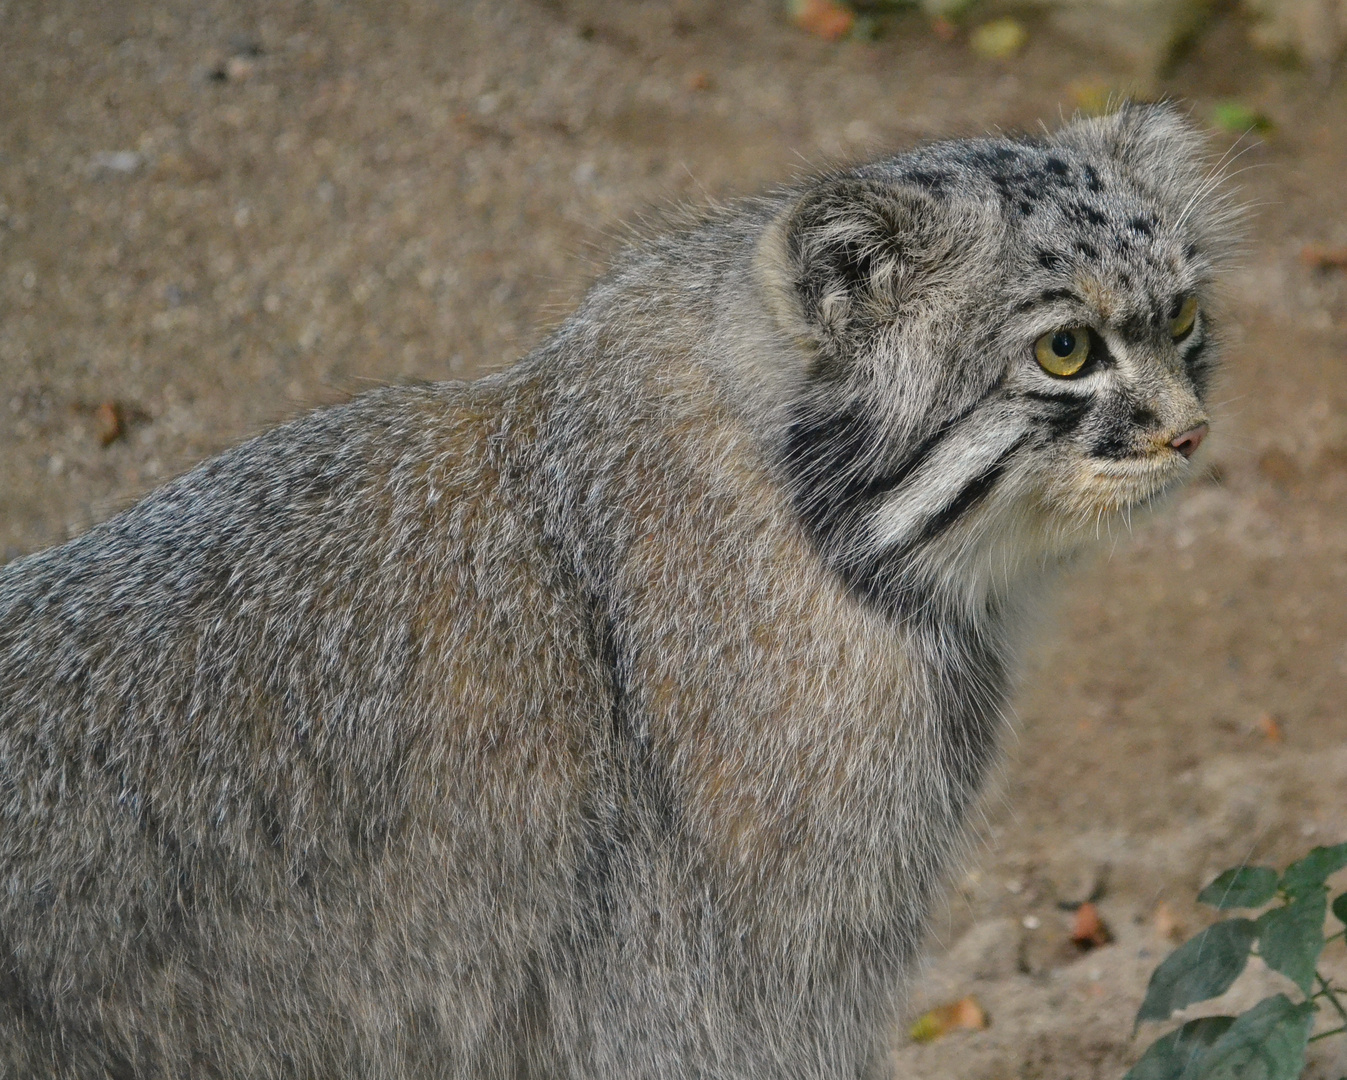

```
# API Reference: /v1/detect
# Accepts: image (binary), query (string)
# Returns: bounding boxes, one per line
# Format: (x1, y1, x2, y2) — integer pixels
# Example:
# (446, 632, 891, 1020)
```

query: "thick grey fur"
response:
(0, 104, 1233, 1079)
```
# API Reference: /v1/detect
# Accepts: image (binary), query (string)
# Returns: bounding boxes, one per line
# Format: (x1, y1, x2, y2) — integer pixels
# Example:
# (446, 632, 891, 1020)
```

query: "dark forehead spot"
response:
(1037, 249, 1062, 271)
(1075, 240, 1099, 259)
(1119, 309, 1155, 338)
(1068, 202, 1109, 228)
(906, 168, 953, 194)
(1083, 164, 1102, 192)
(969, 142, 1094, 211)
(1111, 234, 1132, 254)
(1185, 242, 1200, 260)
(1040, 287, 1078, 304)
(1129, 215, 1157, 237)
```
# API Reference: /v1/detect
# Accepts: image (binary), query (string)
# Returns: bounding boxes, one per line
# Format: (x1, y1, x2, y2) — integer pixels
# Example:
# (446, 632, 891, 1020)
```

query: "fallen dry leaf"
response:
(787, 0, 855, 41)
(1070, 901, 1112, 949)
(1153, 900, 1185, 942)
(94, 401, 127, 446)
(1300, 244, 1347, 271)
(73, 398, 147, 446)
(908, 996, 988, 1043)
(1258, 712, 1284, 743)
(930, 16, 957, 41)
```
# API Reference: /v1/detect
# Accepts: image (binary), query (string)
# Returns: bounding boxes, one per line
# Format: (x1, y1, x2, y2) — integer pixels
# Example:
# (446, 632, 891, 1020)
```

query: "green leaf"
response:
(1332, 891, 1347, 928)
(1279, 842, 1347, 898)
(1137, 919, 1258, 1025)
(1199, 868, 1279, 910)
(1192, 994, 1314, 1080)
(1210, 102, 1273, 134)
(1124, 1016, 1235, 1080)
(968, 17, 1027, 59)
(1256, 890, 1327, 996)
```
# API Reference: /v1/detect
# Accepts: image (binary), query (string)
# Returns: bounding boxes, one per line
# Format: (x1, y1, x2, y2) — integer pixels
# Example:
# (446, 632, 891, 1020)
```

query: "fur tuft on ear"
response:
(764, 178, 960, 374)
(1093, 101, 1205, 176)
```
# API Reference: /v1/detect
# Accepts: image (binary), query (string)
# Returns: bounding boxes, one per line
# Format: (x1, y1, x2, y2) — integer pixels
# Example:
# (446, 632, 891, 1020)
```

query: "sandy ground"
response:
(3, 0, 1347, 1075)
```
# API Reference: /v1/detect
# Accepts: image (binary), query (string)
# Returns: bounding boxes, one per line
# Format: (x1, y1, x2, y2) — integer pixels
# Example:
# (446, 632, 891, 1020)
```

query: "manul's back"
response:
(0, 103, 1231, 1079)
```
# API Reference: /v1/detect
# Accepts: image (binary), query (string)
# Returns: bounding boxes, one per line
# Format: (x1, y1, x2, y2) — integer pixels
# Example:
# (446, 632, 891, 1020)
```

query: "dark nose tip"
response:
(1170, 424, 1208, 458)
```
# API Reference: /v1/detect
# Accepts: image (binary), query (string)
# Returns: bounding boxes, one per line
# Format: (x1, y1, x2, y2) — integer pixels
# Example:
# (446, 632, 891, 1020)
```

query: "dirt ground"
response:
(3, 0, 1347, 1075)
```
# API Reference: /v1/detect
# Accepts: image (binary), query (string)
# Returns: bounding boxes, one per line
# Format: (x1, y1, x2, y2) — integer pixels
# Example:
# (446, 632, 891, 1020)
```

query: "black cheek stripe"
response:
(1019, 391, 1093, 440)
(780, 372, 1015, 617)
(904, 433, 1030, 552)
(839, 370, 1010, 513)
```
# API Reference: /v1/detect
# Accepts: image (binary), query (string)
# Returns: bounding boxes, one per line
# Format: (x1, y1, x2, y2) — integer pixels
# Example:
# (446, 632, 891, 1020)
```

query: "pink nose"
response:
(1170, 424, 1208, 458)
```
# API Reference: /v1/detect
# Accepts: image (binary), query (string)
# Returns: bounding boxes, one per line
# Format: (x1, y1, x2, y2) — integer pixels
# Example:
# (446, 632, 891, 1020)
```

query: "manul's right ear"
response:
(758, 176, 957, 378)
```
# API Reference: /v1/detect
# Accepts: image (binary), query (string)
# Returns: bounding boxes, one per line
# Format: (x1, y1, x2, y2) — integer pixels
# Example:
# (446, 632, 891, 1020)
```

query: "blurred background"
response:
(2, 0, 1346, 1075)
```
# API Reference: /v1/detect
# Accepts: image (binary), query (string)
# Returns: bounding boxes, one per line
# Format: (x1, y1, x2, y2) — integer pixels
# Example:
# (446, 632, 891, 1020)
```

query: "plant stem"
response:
(1308, 1025, 1347, 1044)
(1318, 973, 1347, 1027)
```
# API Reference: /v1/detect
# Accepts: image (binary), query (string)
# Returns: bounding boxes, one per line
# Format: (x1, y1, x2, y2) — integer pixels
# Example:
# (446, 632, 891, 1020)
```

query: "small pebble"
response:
(88, 150, 142, 176)
(224, 56, 255, 81)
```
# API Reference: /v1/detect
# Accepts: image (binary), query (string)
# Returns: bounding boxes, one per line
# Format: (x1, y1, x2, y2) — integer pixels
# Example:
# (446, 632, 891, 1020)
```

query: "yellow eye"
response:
(1034, 327, 1091, 377)
(1170, 295, 1199, 341)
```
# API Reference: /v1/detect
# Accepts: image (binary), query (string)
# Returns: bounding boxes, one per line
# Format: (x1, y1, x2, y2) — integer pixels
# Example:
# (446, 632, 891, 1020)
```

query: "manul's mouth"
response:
(1096, 440, 1200, 476)
(1087, 453, 1190, 506)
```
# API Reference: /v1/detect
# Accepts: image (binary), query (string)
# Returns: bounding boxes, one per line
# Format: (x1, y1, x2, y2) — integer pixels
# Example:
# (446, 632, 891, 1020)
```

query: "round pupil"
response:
(1051, 331, 1077, 357)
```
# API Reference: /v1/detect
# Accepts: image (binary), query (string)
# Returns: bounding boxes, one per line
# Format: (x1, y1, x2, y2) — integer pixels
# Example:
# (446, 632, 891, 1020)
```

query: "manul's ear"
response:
(1063, 101, 1240, 258)
(1064, 101, 1210, 211)
(1099, 100, 1206, 171)
(761, 177, 964, 375)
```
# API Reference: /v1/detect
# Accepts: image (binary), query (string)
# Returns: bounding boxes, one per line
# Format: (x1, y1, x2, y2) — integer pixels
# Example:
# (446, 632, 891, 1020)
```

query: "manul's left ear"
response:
(1055, 101, 1242, 260)
(1063, 102, 1211, 212)
(760, 177, 975, 377)
(1106, 101, 1206, 163)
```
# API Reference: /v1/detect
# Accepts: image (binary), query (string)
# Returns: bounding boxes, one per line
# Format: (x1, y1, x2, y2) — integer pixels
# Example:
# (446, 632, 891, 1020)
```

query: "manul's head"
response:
(761, 103, 1237, 616)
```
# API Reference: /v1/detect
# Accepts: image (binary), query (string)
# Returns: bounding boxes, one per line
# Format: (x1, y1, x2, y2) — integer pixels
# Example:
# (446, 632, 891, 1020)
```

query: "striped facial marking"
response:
(866, 405, 1029, 558)
(783, 379, 1039, 614)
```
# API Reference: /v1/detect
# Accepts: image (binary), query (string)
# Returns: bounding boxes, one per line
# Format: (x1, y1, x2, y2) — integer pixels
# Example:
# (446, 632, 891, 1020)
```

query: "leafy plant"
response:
(1126, 842, 1347, 1080)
